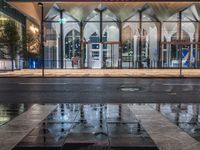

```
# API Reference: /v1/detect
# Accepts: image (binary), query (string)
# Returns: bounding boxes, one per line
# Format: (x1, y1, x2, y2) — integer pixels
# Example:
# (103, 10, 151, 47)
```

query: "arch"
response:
(162, 22, 177, 42)
(65, 29, 80, 59)
(182, 22, 195, 41)
(84, 23, 100, 41)
(103, 23, 119, 42)
(63, 22, 80, 38)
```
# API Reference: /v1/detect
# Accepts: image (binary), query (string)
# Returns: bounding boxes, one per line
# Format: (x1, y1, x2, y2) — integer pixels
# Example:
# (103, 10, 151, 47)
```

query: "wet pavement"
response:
(14, 104, 157, 150)
(0, 104, 57, 150)
(0, 104, 31, 126)
(150, 104, 200, 141)
(129, 104, 200, 150)
(1, 78, 200, 103)
(0, 103, 199, 150)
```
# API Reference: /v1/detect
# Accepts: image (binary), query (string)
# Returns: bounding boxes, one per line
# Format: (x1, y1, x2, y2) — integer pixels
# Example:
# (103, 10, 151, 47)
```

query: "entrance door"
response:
(84, 42, 119, 69)
(162, 49, 169, 68)
(103, 43, 119, 68)
(90, 43, 103, 68)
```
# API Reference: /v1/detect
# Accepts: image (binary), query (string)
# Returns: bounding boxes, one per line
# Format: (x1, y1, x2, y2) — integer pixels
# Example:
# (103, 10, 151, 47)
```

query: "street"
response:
(0, 77, 200, 103)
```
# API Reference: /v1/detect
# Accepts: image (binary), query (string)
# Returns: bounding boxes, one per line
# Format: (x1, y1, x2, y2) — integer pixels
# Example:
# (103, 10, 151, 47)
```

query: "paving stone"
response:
(128, 104, 200, 150)
(0, 104, 57, 150)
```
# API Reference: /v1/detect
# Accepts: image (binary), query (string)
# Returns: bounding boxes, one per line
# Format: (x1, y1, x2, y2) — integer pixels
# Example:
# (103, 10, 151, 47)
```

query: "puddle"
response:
(0, 104, 31, 126)
(6, 103, 200, 150)
(150, 104, 200, 141)
(14, 104, 157, 150)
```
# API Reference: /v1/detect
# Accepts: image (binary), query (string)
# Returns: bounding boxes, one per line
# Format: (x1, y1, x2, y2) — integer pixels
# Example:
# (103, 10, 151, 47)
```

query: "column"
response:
(119, 21, 122, 68)
(158, 22, 162, 68)
(39, 2, 44, 76)
(178, 12, 182, 67)
(80, 21, 84, 68)
(56, 35, 59, 68)
(196, 23, 200, 67)
(178, 11, 183, 77)
(190, 38, 193, 68)
(139, 11, 142, 68)
(60, 10, 64, 69)
(100, 10, 103, 68)
(134, 35, 137, 68)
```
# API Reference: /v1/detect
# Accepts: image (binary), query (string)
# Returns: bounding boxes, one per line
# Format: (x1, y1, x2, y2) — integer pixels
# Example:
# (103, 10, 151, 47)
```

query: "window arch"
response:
(65, 29, 80, 59)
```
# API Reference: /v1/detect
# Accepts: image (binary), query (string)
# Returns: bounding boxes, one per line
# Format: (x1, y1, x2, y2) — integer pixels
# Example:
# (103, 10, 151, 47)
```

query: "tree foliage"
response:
(0, 20, 21, 70)
(0, 20, 21, 58)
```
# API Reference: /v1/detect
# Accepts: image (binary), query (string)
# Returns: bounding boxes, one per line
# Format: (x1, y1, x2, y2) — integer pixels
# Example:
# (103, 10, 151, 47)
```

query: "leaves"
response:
(0, 20, 21, 57)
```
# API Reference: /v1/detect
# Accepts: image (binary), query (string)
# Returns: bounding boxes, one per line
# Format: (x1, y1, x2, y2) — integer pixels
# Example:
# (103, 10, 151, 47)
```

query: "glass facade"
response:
(42, 3, 200, 69)
(1, 1, 199, 70)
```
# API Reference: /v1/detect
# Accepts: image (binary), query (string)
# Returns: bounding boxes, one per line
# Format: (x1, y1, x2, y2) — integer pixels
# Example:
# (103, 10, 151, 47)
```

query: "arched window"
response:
(65, 30, 80, 59)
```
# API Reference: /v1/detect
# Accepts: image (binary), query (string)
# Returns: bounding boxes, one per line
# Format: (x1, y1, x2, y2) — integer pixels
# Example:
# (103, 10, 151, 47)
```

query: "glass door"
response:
(83, 42, 119, 69)
(102, 42, 119, 68)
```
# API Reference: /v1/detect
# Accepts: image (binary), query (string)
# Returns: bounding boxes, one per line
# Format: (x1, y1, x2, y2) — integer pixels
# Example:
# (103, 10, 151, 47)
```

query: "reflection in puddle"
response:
(150, 104, 200, 141)
(0, 104, 31, 126)
(7, 103, 200, 150)
(14, 104, 157, 150)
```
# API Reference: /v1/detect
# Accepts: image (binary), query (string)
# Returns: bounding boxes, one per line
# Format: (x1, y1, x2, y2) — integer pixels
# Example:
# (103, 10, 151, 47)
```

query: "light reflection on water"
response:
(2, 103, 200, 149)
(15, 104, 157, 150)
(150, 104, 200, 140)
(0, 104, 31, 126)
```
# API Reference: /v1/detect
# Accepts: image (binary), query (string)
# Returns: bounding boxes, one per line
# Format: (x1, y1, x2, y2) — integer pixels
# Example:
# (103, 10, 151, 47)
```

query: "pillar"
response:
(80, 21, 84, 68)
(60, 10, 64, 69)
(178, 11, 183, 77)
(39, 2, 44, 76)
(158, 22, 162, 68)
(139, 11, 142, 68)
(100, 10, 103, 68)
(119, 21, 122, 68)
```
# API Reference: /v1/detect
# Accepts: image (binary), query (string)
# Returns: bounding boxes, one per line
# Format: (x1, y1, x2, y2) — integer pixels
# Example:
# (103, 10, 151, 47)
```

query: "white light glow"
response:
(29, 25, 39, 34)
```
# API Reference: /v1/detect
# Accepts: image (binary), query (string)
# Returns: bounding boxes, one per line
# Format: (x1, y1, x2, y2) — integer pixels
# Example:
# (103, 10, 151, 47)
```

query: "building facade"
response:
(5, 1, 200, 69)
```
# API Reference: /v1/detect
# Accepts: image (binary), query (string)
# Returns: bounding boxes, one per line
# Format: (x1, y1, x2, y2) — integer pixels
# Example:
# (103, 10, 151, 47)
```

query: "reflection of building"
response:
(6, 1, 200, 69)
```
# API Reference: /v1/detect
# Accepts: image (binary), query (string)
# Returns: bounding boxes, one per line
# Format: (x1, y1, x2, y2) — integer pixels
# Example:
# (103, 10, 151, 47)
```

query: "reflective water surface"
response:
(0, 103, 199, 150)
(0, 104, 31, 126)
(14, 104, 157, 150)
(150, 104, 200, 141)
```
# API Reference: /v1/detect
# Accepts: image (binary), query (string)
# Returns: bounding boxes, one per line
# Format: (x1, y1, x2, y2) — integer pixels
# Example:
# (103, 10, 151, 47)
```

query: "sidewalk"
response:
(0, 104, 57, 150)
(0, 69, 200, 77)
(128, 104, 200, 150)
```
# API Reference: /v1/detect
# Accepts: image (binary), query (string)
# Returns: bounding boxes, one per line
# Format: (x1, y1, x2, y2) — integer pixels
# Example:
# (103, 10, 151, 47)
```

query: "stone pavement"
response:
(1, 104, 200, 150)
(0, 104, 57, 150)
(128, 104, 200, 150)
(0, 69, 200, 77)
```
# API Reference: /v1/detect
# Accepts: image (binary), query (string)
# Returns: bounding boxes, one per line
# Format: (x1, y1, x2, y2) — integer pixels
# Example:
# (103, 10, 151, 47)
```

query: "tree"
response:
(0, 20, 21, 71)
